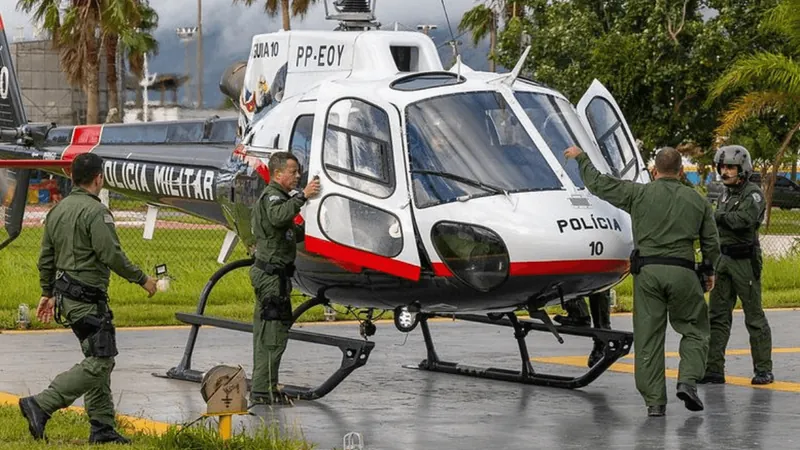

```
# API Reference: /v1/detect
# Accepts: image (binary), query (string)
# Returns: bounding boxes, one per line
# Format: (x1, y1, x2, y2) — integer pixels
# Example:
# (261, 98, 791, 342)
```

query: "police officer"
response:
(19, 153, 158, 443)
(564, 146, 720, 417)
(699, 145, 774, 385)
(250, 151, 319, 405)
(553, 290, 612, 367)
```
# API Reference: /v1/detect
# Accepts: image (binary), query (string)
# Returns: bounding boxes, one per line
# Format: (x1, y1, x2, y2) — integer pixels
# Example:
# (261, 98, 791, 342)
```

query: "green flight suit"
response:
(34, 187, 146, 427)
(576, 153, 720, 407)
(250, 181, 306, 399)
(707, 180, 771, 375)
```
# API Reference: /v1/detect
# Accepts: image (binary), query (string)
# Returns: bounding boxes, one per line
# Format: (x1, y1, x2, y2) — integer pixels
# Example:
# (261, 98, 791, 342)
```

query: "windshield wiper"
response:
(410, 170, 507, 196)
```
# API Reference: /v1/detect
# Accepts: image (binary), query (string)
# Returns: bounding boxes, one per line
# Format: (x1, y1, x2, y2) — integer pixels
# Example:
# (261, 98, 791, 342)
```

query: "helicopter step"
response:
(154, 258, 374, 401)
(404, 312, 633, 389)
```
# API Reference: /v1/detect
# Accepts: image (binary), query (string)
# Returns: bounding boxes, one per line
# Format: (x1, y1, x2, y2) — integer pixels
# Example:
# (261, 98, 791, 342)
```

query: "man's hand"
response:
(706, 275, 716, 292)
(36, 296, 55, 323)
(303, 176, 321, 199)
(563, 146, 584, 160)
(141, 276, 158, 298)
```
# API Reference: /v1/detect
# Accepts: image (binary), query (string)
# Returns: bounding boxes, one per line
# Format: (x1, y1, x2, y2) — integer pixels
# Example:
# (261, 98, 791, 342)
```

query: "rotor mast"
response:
(325, 0, 381, 30)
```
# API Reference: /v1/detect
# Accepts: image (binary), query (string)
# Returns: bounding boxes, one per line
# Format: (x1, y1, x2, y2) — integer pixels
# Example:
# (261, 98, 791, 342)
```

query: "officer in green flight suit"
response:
(553, 290, 612, 367)
(564, 145, 720, 417)
(249, 151, 319, 405)
(19, 153, 158, 443)
(699, 145, 774, 386)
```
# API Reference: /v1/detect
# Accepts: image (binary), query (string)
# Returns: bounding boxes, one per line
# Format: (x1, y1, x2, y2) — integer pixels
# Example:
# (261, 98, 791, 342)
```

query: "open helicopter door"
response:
(577, 80, 650, 183)
(303, 86, 421, 281)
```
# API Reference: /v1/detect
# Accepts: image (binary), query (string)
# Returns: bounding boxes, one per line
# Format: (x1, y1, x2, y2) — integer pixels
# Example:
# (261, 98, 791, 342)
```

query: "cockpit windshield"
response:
(406, 91, 563, 208)
(513, 92, 600, 188)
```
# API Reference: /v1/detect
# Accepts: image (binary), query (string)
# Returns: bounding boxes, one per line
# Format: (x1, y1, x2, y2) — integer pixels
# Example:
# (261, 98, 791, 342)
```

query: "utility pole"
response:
(196, 0, 203, 108)
(176, 27, 198, 107)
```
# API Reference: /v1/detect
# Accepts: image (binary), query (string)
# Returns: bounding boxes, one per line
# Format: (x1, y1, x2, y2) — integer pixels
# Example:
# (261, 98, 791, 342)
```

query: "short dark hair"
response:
(268, 151, 298, 175)
(71, 153, 104, 186)
(654, 147, 682, 176)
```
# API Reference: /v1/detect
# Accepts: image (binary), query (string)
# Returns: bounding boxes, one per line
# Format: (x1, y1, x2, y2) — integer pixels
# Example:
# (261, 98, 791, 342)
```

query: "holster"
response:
(70, 306, 118, 358)
(255, 260, 293, 322)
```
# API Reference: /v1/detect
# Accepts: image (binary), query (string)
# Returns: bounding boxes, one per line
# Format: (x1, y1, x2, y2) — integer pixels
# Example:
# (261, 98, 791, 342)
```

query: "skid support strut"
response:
(154, 258, 374, 400)
(415, 312, 633, 389)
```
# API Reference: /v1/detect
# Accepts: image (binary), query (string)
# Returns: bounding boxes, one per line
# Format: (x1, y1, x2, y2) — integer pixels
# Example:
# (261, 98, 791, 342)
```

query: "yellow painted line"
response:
(620, 347, 800, 359)
(0, 391, 172, 435)
(533, 355, 800, 393)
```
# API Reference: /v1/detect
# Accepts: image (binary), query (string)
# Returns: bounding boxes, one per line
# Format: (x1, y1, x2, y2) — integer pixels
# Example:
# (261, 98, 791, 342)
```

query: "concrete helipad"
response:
(2, 310, 800, 449)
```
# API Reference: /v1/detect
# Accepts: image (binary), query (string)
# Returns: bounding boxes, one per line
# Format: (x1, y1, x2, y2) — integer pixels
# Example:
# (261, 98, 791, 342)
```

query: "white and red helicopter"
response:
(0, 0, 651, 399)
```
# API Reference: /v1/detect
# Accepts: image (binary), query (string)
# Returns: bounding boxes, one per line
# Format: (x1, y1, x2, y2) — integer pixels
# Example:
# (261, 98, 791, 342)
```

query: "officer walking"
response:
(553, 290, 612, 367)
(699, 145, 774, 385)
(250, 152, 319, 405)
(19, 153, 158, 443)
(564, 146, 720, 417)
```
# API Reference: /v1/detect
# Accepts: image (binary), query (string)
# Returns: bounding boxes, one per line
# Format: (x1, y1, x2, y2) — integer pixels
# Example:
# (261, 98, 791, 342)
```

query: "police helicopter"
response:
(0, 0, 651, 400)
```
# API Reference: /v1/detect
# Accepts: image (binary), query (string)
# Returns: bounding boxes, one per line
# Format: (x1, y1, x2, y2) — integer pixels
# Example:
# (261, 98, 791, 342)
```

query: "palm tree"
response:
(707, 0, 800, 227)
(102, 0, 159, 120)
(232, 0, 318, 31)
(459, 3, 497, 72)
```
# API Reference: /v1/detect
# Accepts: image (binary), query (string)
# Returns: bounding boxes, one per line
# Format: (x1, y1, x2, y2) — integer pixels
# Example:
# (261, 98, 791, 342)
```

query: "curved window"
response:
(318, 195, 403, 257)
(586, 97, 638, 179)
(323, 99, 394, 198)
(289, 115, 314, 187)
(391, 72, 466, 91)
(406, 91, 562, 208)
(513, 92, 599, 188)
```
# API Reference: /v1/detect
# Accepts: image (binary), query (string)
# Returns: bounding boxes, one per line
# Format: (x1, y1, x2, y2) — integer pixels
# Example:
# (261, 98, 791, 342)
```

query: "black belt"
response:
(254, 259, 295, 278)
(53, 271, 107, 303)
(721, 243, 756, 259)
(630, 250, 695, 275)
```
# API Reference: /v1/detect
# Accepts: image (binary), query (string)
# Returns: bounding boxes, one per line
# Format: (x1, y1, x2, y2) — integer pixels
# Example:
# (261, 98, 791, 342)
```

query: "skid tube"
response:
(411, 312, 633, 389)
(154, 258, 374, 401)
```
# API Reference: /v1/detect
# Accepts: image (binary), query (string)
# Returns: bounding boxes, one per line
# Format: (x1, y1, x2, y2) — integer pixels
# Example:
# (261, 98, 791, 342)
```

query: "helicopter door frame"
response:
(303, 85, 422, 281)
(576, 79, 649, 183)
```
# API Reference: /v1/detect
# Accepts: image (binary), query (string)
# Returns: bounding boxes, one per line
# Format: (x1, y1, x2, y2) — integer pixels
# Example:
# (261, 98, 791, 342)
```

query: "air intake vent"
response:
(335, 0, 371, 13)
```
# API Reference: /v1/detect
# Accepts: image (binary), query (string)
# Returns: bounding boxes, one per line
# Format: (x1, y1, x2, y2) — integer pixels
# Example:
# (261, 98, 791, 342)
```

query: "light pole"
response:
(196, 0, 203, 108)
(416, 24, 437, 35)
(176, 27, 198, 106)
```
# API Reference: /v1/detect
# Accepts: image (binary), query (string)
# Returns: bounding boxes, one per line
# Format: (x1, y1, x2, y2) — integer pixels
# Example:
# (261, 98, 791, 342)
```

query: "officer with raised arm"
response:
(564, 145, 720, 417)
(250, 151, 319, 405)
(19, 153, 158, 443)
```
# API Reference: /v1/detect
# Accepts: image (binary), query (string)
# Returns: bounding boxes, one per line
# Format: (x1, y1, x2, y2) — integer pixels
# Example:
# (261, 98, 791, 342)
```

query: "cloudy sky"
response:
(1, 0, 482, 43)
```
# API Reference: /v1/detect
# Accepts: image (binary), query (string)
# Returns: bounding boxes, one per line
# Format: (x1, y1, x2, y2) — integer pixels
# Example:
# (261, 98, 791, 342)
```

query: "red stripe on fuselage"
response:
(60, 125, 103, 176)
(0, 15, 5, 31)
(432, 259, 629, 278)
(305, 235, 421, 281)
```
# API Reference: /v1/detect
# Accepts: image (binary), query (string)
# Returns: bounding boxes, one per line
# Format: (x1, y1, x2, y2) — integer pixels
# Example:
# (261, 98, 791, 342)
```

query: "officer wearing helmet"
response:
(700, 145, 774, 385)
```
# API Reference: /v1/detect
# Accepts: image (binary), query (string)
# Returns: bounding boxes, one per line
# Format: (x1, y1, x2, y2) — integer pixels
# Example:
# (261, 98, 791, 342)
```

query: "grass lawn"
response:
(1, 225, 799, 330)
(0, 404, 313, 450)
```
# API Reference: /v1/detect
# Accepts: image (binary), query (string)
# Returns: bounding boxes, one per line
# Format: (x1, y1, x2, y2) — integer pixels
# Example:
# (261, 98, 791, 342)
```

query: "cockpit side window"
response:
(323, 98, 395, 199)
(585, 97, 637, 179)
(289, 114, 314, 186)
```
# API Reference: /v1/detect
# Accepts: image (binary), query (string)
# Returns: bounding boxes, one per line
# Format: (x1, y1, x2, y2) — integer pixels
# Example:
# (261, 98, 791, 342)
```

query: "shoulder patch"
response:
(269, 195, 282, 202)
(103, 213, 115, 224)
(752, 192, 763, 203)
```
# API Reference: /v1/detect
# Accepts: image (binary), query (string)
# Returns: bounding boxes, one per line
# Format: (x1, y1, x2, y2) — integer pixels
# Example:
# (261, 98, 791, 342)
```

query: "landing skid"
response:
(406, 312, 633, 389)
(153, 258, 374, 401)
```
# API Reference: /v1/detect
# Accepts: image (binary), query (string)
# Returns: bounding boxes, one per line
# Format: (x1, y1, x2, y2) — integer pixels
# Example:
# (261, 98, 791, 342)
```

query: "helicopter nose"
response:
(430, 221, 509, 292)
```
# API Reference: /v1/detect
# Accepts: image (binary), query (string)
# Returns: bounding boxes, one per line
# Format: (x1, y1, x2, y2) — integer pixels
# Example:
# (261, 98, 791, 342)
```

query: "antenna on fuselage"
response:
(325, 0, 381, 31)
(497, 45, 531, 87)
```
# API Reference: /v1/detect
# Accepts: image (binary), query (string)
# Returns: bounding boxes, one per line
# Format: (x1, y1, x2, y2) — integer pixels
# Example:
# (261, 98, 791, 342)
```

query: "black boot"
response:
(553, 314, 591, 327)
(676, 383, 704, 412)
(697, 372, 725, 384)
(751, 371, 774, 385)
(647, 405, 666, 417)
(19, 396, 50, 440)
(250, 391, 293, 406)
(89, 421, 131, 444)
(587, 340, 604, 367)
